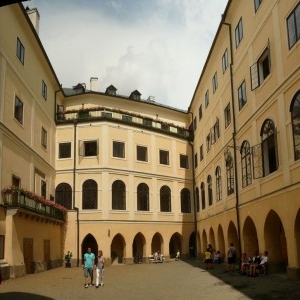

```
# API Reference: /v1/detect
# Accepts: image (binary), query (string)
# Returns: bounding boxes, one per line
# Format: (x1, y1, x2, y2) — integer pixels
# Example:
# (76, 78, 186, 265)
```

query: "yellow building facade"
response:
(1, 0, 300, 280)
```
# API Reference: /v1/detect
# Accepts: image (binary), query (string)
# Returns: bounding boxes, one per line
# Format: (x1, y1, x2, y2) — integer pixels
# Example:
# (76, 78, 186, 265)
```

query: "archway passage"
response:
(242, 216, 259, 257)
(169, 233, 182, 259)
(81, 234, 98, 264)
(132, 232, 145, 263)
(265, 210, 287, 273)
(111, 233, 125, 264)
(151, 232, 163, 255)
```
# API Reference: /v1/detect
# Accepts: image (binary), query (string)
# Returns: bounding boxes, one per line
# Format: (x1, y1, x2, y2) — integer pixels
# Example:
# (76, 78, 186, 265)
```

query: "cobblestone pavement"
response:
(0, 260, 300, 300)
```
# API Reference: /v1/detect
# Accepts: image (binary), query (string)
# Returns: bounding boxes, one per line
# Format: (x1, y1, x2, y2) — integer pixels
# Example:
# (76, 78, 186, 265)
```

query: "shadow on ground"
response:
(184, 259, 300, 300)
(0, 292, 53, 300)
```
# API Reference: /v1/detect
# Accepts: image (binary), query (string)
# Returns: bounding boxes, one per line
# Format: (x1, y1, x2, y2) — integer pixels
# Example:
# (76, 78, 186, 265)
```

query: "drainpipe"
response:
(222, 15, 242, 262)
(188, 111, 198, 258)
(73, 120, 80, 267)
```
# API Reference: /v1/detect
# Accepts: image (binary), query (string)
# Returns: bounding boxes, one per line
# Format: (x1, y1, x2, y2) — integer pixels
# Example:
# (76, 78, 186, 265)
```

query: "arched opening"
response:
(132, 232, 146, 263)
(169, 232, 182, 259)
(111, 233, 125, 264)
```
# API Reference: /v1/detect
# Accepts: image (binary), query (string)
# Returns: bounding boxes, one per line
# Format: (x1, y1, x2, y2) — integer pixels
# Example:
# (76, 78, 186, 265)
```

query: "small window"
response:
(199, 105, 203, 120)
(81, 140, 98, 157)
(137, 145, 148, 162)
(159, 150, 169, 165)
(250, 47, 271, 90)
(143, 119, 152, 127)
(205, 90, 209, 108)
(113, 141, 125, 158)
(59, 142, 71, 159)
(235, 18, 243, 48)
(41, 179, 46, 198)
(14, 96, 23, 124)
(224, 103, 231, 128)
(16, 37, 25, 64)
(42, 80, 47, 100)
(41, 127, 47, 149)
(122, 115, 132, 122)
(194, 153, 198, 168)
(206, 133, 211, 152)
(287, 2, 300, 49)
(254, 0, 263, 12)
(161, 123, 170, 131)
(212, 72, 218, 93)
(180, 154, 189, 169)
(238, 80, 247, 110)
(211, 118, 220, 144)
(101, 111, 112, 118)
(222, 49, 228, 73)
(200, 145, 204, 161)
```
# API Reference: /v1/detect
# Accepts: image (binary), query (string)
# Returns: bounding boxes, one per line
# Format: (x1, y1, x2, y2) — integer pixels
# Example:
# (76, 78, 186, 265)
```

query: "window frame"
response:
(254, 0, 263, 12)
(205, 90, 209, 108)
(16, 37, 25, 64)
(159, 149, 169, 165)
(180, 154, 189, 169)
(238, 80, 247, 110)
(224, 103, 231, 128)
(212, 72, 218, 93)
(287, 2, 300, 49)
(137, 145, 148, 162)
(113, 141, 125, 158)
(14, 95, 24, 124)
(42, 80, 47, 100)
(59, 142, 71, 159)
(222, 48, 228, 73)
(235, 17, 243, 48)
(41, 127, 47, 149)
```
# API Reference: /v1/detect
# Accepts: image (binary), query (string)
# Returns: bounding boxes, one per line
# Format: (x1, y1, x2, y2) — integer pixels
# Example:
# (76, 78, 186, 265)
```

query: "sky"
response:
(25, 0, 228, 111)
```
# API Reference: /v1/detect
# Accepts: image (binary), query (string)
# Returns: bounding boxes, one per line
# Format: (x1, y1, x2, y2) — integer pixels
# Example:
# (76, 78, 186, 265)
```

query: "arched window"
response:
(195, 187, 200, 212)
(241, 140, 252, 187)
(160, 185, 171, 212)
(137, 183, 149, 211)
(261, 119, 278, 176)
(82, 179, 97, 209)
(225, 151, 234, 195)
(290, 91, 300, 161)
(180, 188, 191, 213)
(201, 182, 205, 209)
(207, 175, 213, 206)
(112, 180, 126, 210)
(215, 167, 222, 201)
(55, 183, 72, 209)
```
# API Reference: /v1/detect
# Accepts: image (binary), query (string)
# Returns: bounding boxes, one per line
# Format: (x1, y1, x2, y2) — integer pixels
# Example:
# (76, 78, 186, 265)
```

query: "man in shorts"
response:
(82, 247, 95, 288)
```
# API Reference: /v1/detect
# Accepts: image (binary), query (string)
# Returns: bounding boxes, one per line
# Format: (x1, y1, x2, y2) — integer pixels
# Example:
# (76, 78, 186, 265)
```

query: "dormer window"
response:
(105, 85, 117, 96)
(129, 90, 141, 101)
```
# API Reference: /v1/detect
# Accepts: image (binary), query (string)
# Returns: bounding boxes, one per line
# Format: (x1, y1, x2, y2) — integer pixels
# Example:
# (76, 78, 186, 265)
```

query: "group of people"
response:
(240, 250, 269, 276)
(204, 244, 221, 269)
(82, 247, 105, 288)
(154, 250, 164, 262)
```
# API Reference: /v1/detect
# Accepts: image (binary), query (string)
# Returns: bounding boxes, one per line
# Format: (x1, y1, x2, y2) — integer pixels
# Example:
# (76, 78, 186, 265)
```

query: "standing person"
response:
(95, 250, 105, 288)
(226, 242, 236, 272)
(204, 248, 213, 269)
(82, 247, 95, 288)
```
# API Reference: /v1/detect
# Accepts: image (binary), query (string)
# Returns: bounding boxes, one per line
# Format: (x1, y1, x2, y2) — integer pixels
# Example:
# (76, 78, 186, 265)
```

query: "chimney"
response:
(26, 7, 40, 35)
(90, 77, 98, 92)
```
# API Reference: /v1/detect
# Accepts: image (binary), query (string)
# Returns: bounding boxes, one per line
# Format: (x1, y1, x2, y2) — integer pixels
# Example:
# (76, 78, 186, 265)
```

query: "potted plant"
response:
(64, 251, 73, 268)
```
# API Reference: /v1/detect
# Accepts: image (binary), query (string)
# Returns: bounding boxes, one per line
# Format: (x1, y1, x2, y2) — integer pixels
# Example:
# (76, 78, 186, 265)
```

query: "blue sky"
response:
(26, 0, 228, 110)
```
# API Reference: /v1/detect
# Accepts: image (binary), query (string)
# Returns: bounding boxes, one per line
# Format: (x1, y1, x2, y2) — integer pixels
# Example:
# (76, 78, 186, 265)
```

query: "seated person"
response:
(249, 251, 268, 276)
(204, 248, 213, 269)
(240, 252, 250, 274)
(175, 250, 180, 261)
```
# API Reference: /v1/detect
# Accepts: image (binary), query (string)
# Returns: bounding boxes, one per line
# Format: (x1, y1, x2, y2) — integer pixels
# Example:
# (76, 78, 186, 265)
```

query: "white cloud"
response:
(28, 0, 227, 110)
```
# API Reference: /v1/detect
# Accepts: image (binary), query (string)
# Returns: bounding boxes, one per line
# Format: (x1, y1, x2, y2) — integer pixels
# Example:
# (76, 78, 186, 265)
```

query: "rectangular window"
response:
(224, 103, 231, 128)
(250, 47, 271, 90)
(161, 123, 170, 131)
(254, 0, 263, 12)
(143, 118, 152, 127)
(194, 153, 198, 168)
(180, 154, 189, 169)
(122, 115, 132, 122)
(41, 127, 47, 149)
(238, 80, 247, 110)
(193, 116, 197, 130)
(159, 150, 169, 165)
(211, 119, 220, 144)
(113, 141, 125, 158)
(16, 37, 25, 64)
(137, 145, 148, 162)
(0, 235, 4, 259)
(206, 133, 211, 152)
(41, 179, 46, 198)
(14, 96, 23, 124)
(82, 140, 98, 157)
(212, 72, 218, 93)
(235, 18, 243, 48)
(101, 111, 112, 118)
(199, 105, 202, 120)
(287, 2, 300, 49)
(59, 142, 71, 159)
(222, 49, 228, 73)
(42, 80, 47, 100)
(205, 90, 209, 108)
(200, 145, 204, 161)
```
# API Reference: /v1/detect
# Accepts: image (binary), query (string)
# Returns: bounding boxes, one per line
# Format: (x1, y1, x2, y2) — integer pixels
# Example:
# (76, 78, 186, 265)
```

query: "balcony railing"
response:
(1, 189, 66, 222)
(56, 106, 193, 140)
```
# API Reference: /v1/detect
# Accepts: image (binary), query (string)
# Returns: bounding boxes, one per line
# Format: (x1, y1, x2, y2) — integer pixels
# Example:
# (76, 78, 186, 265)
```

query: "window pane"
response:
(113, 141, 125, 158)
(59, 142, 71, 158)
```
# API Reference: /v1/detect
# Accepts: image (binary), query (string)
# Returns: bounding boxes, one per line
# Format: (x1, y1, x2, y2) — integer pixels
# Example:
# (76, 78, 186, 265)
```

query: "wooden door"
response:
(23, 238, 33, 274)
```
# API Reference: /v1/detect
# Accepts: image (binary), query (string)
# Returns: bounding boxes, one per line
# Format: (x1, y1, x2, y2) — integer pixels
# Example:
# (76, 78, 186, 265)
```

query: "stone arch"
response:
(151, 232, 164, 255)
(132, 232, 146, 263)
(201, 229, 208, 255)
(227, 221, 239, 257)
(169, 232, 182, 259)
(82, 233, 98, 262)
(209, 227, 216, 250)
(265, 209, 287, 272)
(111, 233, 126, 264)
(242, 216, 259, 256)
(217, 224, 225, 259)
